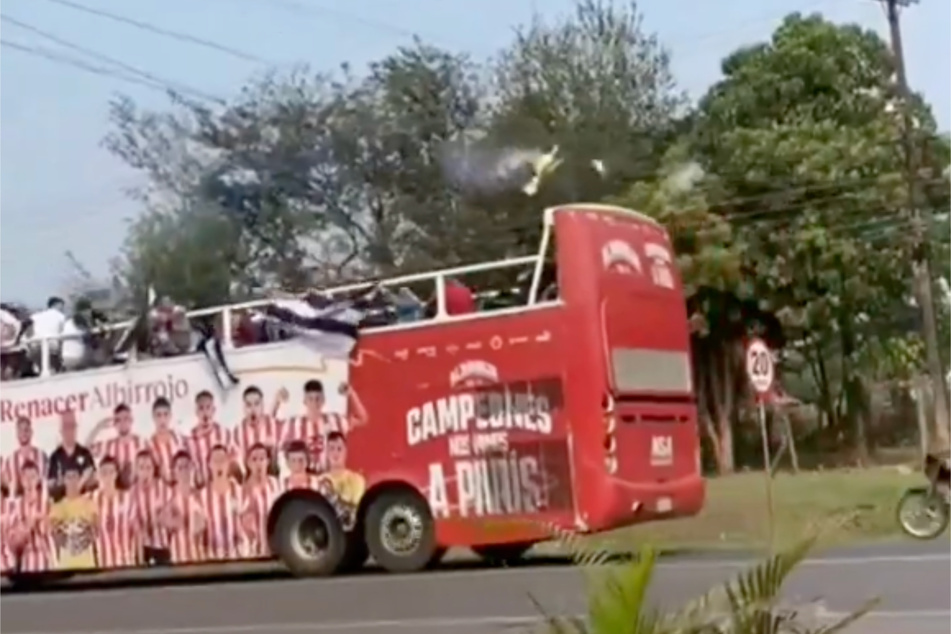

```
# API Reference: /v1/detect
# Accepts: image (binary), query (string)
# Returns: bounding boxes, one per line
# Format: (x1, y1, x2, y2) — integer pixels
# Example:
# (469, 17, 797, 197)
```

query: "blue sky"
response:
(2, 0, 948, 304)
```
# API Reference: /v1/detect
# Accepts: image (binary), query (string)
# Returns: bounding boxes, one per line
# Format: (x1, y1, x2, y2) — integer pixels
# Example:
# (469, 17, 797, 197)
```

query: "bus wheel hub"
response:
(292, 516, 329, 559)
(380, 505, 423, 554)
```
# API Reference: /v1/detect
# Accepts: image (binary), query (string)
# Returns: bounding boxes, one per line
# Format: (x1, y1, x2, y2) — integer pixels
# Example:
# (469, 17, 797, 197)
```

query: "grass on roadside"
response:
(539, 467, 915, 556)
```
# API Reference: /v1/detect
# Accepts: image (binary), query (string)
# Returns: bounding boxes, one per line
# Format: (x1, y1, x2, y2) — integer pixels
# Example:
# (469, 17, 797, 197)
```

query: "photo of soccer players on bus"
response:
(0, 377, 367, 573)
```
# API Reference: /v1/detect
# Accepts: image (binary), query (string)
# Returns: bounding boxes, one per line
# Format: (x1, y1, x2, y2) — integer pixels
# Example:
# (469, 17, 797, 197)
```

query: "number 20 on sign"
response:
(745, 338, 775, 400)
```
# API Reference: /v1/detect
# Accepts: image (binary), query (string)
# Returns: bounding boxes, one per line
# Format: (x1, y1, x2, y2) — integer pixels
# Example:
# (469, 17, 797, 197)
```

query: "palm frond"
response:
(531, 519, 876, 634)
(808, 598, 881, 634)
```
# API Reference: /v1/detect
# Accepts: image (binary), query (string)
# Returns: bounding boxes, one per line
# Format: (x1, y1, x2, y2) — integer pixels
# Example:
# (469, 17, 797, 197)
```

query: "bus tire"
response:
(472, 542, 533, 566)
(364, 490, 437, 573)
(272, 498, 347, 577)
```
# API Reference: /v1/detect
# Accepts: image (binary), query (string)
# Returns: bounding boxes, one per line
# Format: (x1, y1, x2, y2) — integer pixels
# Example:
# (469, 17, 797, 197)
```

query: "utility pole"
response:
(882, 0, 950, 448)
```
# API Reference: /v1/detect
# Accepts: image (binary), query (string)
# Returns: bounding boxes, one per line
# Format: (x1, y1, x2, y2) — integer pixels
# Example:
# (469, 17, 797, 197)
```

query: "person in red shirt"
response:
(148, 397, 187, 485)
(88, 403, 145, 486)
(241, 443, 281, 559)
(4, 417, 48, 493)
(188, 391, 233, 486)
(283, 441, 320, 491)
(199, 445, 244, 562)
(162, 450, 206, 565)
(92, 456, 136, 569)
(1, 488, 17, 574)
(234, 385, 284, 475)
(444, 278, 476, 315)
(11, 460, 52, 573)
(129, 449, 170, 566)
(282, 379, 368, 473)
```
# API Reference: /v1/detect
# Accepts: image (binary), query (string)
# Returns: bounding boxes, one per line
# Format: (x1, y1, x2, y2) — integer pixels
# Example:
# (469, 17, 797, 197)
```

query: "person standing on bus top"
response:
(188, 391, 232, 487)
(49, 463, 98, 571)
(424, 278, 476, 318)
(199, 444, 244, 562)
(240, 443, 281, 559)
(445, 278, 476, 315)
(162, 450, 206, 565)
(129, 449, 171, 566)
(4, 416, 48, 493)
(91, 456, 136, 569)
(29, 296, 66, 371)
(48, 410, 96, 500)
(147, 397, 187, 484)
(234, 385, 285, 474)
(87, 403, 145, 487)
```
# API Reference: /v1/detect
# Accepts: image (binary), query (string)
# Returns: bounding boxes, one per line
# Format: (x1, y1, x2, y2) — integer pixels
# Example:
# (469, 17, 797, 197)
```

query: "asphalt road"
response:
(2, 541, 948, 634)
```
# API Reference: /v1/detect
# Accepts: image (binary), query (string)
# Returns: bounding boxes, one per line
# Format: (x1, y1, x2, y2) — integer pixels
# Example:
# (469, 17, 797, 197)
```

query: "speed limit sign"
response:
(745, 338, 775, 398)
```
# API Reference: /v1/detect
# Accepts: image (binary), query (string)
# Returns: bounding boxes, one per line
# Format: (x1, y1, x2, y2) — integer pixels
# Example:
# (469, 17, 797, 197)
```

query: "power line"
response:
(0, 14, 224, 103)
(39, 0, 273, 64)
(1, 38, 184, 95)
(12, 173, 942, 242)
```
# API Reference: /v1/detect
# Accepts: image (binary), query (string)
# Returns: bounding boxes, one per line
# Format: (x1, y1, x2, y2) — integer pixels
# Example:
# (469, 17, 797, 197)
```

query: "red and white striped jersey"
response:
(129, 481, 171, 550)
(12, 493, 53, 573)
(1, 497, 16, 573)
(283, 413, 349, 470)
(4, 445, 49, 490)
(283, 474, 323, 492)
(164, 488, 207, 565)
(233, 417, 284, 468)
(92, 489, 137, 569)
(92, 434, 145, 476)
(199, 479, 245, 562)
(1, 458, 13, 492)
(242, 477, 281, 558)
(188, 423, 233, 484)
(148, 431, 188, 484)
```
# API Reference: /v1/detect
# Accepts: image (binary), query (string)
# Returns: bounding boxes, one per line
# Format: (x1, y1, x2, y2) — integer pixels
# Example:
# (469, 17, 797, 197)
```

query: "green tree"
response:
(613, 144, 762, 473)
(325, 42, 495, 272)
(691, 13, 949, 462)
(487, 0, 683, 250)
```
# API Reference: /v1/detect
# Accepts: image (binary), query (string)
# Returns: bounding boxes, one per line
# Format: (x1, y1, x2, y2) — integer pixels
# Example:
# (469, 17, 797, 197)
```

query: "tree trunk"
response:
(709, 342, 736, 474)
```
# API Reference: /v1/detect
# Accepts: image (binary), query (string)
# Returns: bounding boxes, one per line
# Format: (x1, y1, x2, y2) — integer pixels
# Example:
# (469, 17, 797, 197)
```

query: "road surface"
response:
(2, 542, 948, 634)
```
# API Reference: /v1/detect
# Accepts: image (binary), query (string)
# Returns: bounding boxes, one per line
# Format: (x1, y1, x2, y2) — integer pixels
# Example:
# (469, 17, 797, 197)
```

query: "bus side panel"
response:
(350, 306, 582, 547)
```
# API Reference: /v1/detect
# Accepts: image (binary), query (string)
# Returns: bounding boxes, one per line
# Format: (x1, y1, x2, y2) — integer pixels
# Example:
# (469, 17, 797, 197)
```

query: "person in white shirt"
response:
(29, 297, 67, 372)
(60, 315, 87, 372)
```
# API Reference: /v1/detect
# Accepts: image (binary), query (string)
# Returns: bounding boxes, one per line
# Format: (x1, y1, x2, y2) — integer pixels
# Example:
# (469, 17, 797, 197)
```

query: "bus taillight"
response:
(604, 394, 618, 474)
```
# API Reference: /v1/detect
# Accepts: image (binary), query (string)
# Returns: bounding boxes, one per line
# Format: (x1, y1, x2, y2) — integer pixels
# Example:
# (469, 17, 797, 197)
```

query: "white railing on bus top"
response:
(22, 253, 545, 378)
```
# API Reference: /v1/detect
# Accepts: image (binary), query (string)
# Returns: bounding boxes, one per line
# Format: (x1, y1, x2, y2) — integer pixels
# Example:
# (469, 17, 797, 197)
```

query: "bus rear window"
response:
(610, 348, 692, 394)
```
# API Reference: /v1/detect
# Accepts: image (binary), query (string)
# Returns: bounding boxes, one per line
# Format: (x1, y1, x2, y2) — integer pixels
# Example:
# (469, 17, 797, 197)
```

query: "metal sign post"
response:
(745, 337, 776, 551)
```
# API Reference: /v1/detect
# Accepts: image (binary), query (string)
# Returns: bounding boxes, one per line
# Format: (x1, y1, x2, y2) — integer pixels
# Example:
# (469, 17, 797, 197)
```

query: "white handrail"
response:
(19, 253, 543, 377)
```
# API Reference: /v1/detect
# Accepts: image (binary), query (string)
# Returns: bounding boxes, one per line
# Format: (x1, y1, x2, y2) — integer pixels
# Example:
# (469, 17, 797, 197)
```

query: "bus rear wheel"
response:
(365, 490, 438, 573)
(272, 498, 347, 577)
(472, 542, 533, 566)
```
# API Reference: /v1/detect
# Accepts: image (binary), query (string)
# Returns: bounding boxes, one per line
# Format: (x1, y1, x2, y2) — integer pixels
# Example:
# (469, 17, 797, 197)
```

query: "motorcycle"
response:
(896, 452, 951, 540)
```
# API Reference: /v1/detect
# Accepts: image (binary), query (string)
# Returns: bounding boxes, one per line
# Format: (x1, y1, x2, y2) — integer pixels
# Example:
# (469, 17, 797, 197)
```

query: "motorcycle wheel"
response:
(896, 488, 950, 540)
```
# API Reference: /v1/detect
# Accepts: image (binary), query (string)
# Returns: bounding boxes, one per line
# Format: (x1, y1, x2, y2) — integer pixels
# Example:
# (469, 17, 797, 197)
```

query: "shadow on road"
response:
(1, 549, 712, 596)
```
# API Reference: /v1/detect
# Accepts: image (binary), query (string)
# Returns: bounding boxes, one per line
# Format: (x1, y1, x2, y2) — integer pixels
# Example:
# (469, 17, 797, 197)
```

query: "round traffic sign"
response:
(745, 338, 775, 395)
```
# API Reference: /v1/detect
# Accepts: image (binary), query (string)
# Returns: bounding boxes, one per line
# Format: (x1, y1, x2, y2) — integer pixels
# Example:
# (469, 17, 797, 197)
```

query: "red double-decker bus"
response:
(0, 203, 703, 581)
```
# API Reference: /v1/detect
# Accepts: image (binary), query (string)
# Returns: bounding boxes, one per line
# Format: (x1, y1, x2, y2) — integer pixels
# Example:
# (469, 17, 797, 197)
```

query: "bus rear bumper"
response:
(597, 475, 706, 531)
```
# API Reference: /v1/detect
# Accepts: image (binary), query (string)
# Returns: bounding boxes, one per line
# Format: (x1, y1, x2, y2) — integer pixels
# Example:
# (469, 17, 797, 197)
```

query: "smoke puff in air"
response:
(438, 139, 549, 196)
(665, 161, 705, 193)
